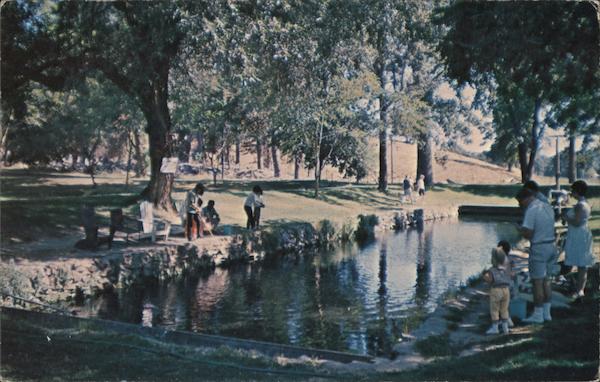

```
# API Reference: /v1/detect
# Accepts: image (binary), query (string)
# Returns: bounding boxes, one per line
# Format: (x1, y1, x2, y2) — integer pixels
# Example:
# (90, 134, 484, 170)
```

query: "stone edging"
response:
(1, 206, 458, 309)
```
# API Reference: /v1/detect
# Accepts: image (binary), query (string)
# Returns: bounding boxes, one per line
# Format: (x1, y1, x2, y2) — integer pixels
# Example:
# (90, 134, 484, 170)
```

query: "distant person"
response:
(483, 247, 512, 335)
(417, 174, 426, 197)
(516, 187, 557, 324)
(402, 175, 414, 203)
(244, 185, 265, 230)
(561, 180, 593, 299)
(523, 180, 549, 204)
(185, 182, 205, 240)
(201, 200, 220, 232)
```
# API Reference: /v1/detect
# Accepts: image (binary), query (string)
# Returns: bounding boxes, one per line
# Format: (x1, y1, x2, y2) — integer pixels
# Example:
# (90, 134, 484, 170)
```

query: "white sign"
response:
(160, 157, 179, 174)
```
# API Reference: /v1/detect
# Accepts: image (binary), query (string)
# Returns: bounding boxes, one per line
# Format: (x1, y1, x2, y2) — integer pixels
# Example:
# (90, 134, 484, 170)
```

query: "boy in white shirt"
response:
(244, 185, 265, 229)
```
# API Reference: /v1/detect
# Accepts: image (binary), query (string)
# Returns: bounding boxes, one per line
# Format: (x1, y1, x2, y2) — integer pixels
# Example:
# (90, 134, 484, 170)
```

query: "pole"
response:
(555, 136, 560, 190)
(390, 137, 394, 185)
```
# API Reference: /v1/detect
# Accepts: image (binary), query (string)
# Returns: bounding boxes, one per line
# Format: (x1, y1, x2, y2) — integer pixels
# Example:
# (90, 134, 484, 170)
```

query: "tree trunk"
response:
(417, 133, 434, 186)
(378, 123, 388, 192)
(525, 98, 542, 181)
(315, 123, 324, 198)
(256, 137, 262, 170)
(211, 156, 217, 185)
(235, 139, 240, 164)
(71, 153, 78, 170)
(194, 130, 204, 164)
(177, 131, 191, 163)
(133, 128, 146, 177)
(125, 133, 133, 187)
(518, 142, 529, 182)
(568, 128, 576, 183)
(220, 150, 225, 181)
(225, 145, 230, 169)
(271, 141, 280, 178)
(139, 91, 174, 211)
(0, 124, 9, 164)
(294, 153, 301, 180)
(263, 143, 271, 169)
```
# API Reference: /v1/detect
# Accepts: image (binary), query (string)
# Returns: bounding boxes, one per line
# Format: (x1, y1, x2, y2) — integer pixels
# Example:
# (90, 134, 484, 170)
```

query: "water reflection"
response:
(189, 268, 229, 332)
(414, 224, 432, 309)
(84, 219, 520, 356)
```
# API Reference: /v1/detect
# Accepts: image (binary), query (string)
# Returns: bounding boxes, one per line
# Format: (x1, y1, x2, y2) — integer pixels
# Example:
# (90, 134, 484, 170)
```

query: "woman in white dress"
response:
(562, 180, 594, 298)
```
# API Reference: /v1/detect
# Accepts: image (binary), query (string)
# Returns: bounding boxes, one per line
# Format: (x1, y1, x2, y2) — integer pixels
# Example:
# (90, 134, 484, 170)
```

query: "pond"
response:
(84, 219, 520, 356)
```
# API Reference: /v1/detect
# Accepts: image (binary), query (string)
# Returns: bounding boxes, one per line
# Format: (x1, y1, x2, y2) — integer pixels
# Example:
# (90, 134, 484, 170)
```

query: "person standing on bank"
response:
(562, 180, 594, 299)
(516, 187, 558, 324)
(417, 174, 426, 197)
(185, 182, 205, 240)
(523, 180, 550, 204)
(244, 185, 265, 230)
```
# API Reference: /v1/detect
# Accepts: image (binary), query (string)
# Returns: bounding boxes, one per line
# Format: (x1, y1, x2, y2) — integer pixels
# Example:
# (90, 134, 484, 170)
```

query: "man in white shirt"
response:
(516, 187, 558, 324)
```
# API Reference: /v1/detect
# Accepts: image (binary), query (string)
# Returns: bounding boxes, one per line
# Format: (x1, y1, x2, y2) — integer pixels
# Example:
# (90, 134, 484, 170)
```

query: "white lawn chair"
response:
(174, 199, 187, 226)
(138, 201, 171, 242)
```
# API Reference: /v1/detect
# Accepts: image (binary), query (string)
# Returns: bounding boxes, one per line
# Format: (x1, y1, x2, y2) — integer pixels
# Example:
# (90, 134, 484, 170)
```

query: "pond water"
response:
(84, 219, 520, 356)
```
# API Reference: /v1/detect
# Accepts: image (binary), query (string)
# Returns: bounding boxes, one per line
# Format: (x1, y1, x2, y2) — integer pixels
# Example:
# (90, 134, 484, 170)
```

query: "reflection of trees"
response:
(90, 288, 121, 320)
(158, 282, 187, 330)
(368, 238, 393, 355)
(414, 225, 433, 310)
(189, 268, 230, 332)
(296, 249, 365, 352)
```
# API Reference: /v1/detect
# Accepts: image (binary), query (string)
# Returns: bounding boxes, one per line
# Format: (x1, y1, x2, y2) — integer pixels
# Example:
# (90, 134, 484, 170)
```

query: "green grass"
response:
(0, 317, 335, 381)
(371, 295, 599, 381)
(2, 169, 599, 260)
(414, 333, 456, 357)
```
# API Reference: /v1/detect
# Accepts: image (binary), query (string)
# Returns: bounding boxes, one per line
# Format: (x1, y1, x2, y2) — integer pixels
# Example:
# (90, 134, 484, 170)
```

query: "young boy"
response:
(483, 247, 512, 334)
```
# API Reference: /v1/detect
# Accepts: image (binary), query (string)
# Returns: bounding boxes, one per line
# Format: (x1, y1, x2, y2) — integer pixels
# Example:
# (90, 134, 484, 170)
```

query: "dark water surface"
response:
(85, 219, 519, 355)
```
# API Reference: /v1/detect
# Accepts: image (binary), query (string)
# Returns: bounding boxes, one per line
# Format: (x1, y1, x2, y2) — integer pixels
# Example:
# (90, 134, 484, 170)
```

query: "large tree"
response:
(2, 1, 220, 209)
(437, 1, 599, 182)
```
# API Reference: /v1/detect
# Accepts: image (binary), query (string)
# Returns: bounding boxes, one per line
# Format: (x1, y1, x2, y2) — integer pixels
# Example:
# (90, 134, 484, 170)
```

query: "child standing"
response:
(483, 247, 512, 335)
(244, 185, 265, 229)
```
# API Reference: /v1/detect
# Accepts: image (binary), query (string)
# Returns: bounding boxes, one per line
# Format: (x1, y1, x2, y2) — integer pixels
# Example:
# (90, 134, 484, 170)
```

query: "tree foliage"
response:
(436, 0, 599, 181)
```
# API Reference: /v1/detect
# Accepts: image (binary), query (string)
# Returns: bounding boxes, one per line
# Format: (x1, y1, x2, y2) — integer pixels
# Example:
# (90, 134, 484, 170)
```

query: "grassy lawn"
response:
(369, 295, 599, 381)
(0, 168, 514, 244)
(0, 315, 335, 381)
(1, 168, 599, 256)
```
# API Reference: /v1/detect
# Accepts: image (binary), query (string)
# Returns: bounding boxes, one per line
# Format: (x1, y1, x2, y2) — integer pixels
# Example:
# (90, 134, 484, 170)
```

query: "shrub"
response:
(354, 214, 379, 242)
(339, 221, 355, 242)
(316, 219, 336, 246)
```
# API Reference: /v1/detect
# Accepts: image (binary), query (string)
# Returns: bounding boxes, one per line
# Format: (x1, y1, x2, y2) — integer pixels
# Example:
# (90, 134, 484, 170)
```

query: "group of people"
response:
(184, 183, 221, 240)
(402, 174, 426, 203)
(184, 183, 265, 240)
(483, 179, 593, 335)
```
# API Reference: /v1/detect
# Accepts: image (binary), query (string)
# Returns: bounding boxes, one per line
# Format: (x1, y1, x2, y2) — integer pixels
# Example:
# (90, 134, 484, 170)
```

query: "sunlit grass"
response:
(1, 168, 598, 255)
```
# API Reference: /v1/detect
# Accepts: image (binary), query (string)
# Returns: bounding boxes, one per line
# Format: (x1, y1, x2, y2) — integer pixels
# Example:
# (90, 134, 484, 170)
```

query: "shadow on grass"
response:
(1, 181, 143, 243)
(377, 297, 599, 381)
